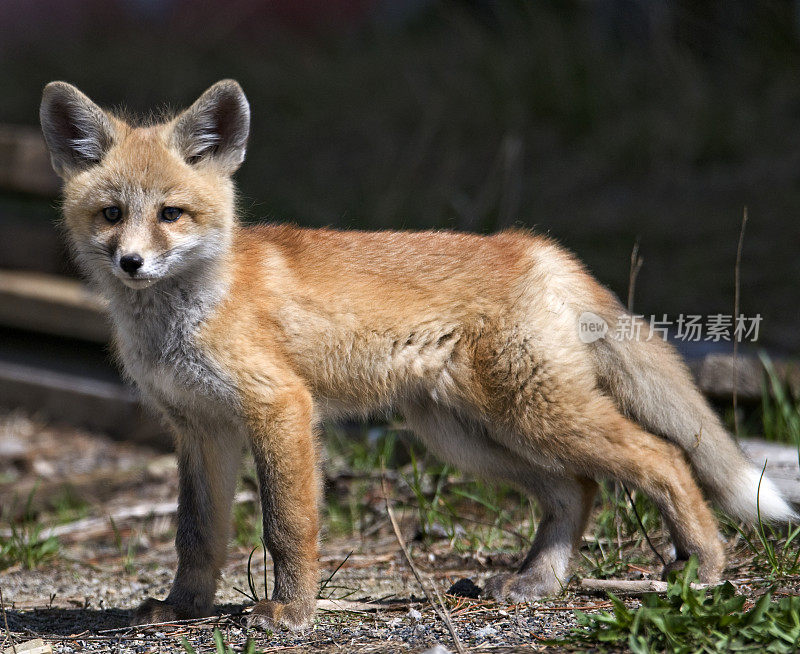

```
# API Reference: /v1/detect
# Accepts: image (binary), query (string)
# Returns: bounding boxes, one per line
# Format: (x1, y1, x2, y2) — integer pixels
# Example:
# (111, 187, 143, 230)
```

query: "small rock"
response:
(31, 459, 55, 476)
(474, 625, 498, 639)
(408, 607, 422, 621)
(0, 436, 28, 458)
(421, 646, 452, 654)
(145, 454, 177, 477)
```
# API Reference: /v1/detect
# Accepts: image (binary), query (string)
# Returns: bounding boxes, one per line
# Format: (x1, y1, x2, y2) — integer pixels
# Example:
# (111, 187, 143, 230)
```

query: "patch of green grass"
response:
(108, 516, 139, 575)
(737, 519, 800, 579)
(233, 541, 269, 604)
(233, 501, 262, 548)
(0, 522, 59, 571)
(0, 491, 59, 571)
(323, 424, 399, 538)
(449, 480, 534, 551)
(565, 557, 800, 653)
(323, 422, 536, 550)
(406, 449, 452, 541)
(49, 486, 90, 524)
(580, 482, 663, 578)
(579, 540, 653, 581)
(727, 465, 800, 579)
(760, 353, 800, 447)
(400, 448, 537, 552)
(594, 483, 662, 545)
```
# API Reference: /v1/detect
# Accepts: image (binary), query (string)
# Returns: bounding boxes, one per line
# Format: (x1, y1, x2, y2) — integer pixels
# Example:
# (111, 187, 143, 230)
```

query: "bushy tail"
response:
(591, 320, 796, 524)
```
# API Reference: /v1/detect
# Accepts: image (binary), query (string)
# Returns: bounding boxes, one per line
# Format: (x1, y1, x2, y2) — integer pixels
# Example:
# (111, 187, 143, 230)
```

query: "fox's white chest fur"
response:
(106, 274, 238, 415)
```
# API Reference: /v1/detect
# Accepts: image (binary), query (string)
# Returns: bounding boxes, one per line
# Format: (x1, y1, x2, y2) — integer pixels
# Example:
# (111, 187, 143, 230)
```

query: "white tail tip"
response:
(727, 467, 798, 523)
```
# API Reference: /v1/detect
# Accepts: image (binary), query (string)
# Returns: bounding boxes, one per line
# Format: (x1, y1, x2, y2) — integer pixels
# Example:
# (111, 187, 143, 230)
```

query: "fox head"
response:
(40, 80, 250, 290)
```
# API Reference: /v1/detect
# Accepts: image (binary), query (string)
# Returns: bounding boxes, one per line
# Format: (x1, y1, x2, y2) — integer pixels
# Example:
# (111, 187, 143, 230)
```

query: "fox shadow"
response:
(5, 604, 248, 637)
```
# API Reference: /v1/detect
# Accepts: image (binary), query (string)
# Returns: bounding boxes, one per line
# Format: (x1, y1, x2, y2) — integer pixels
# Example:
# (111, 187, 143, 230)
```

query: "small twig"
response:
(1, 586, 16, 654)
(627, 239, 643, 314)
(533, 602, 614, 612)
(733, 207, 748, 437)
(316, 598, 407, 613)
(97, 615, 222, 634)
(580, 578, 707, 595)
(382, 478, 465, 654)
(626, 563, 654, 575)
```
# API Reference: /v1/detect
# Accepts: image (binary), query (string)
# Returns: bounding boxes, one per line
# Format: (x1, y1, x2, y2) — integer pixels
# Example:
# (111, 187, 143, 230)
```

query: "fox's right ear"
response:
(172, 80, 250, 174)
(39, 82, 116, 179)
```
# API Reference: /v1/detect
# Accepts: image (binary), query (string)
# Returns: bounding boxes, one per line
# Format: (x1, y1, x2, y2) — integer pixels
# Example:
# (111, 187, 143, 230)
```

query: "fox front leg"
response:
(133, 410, 243, 624)
(246, 386, 322, 631)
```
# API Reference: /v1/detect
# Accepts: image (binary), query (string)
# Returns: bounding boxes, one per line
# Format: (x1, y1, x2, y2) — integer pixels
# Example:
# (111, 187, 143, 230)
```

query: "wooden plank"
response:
(579, 578, 707, 595)
(0, 492, 258, 541)
(3, 639, 53, 654)
(688, 353, 800, 401)
(0, 269, 109, 342)
(0, 358, 168, 449)
(0, 125, 60, 196)
(0, 208, 71, 275)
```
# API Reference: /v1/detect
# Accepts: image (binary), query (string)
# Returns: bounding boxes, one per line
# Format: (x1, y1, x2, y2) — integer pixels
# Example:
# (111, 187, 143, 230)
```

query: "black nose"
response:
(119, 253, 144, 275)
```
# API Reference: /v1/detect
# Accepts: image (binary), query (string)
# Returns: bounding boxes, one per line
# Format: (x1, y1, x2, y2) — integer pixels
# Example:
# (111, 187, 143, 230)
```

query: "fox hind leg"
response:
(483, 474, 597, 601)
(504, 399, 726, 584)
(402, 405, 595, 601)
(583, 412, 724, 582)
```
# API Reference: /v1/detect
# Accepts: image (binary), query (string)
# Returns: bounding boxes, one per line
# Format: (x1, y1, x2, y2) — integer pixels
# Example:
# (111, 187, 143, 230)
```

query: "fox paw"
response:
(483, 572, 562, 603)
(247, 599, 314, 631)
(661, 557, 723, 584)
(132, 598, 185, 625)
(132, 598, 211, 625)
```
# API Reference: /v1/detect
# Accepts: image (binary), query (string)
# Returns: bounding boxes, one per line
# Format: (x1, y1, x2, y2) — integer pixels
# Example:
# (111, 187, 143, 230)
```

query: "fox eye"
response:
(102, 206, 121, 223)
(160, 206, 183, 222)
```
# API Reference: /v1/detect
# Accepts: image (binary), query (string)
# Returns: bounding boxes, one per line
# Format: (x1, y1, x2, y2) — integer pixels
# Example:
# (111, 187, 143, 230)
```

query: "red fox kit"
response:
(40, 80, 794, 630)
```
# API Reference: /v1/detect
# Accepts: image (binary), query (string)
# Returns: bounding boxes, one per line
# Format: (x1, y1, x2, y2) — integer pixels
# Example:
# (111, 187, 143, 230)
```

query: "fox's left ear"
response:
(40, 82, 117, 179)
(172, 79, 250, 174)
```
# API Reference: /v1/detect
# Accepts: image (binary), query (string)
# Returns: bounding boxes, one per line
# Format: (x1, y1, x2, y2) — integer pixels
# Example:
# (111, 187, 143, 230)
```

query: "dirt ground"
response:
(1, 411, 798, 653)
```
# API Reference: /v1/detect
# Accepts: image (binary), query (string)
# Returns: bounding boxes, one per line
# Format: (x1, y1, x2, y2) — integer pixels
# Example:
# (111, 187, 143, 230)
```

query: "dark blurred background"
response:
(0, 0, 798, 359)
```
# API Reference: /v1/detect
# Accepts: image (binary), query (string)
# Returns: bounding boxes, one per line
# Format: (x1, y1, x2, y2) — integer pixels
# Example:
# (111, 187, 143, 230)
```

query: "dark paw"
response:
(132, 597, 211, 625)
(132, 598, 185, 625)
(247, 599, 314, 631)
